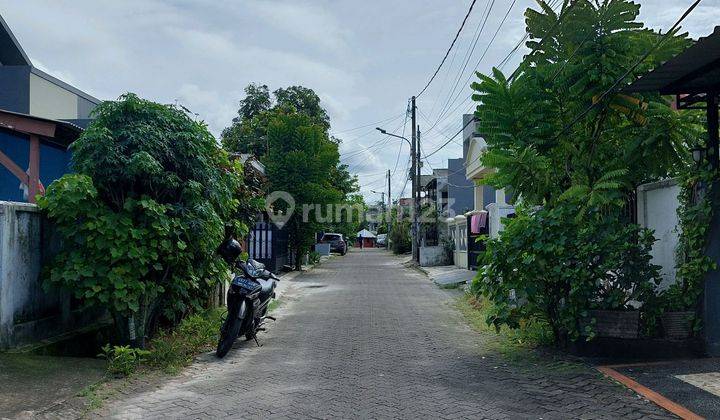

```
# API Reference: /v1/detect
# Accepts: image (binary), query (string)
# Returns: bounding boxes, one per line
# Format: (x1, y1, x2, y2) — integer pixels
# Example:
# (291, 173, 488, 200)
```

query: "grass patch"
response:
(78, 383, 106, 412)
(144, 307, 226, 375)
(455, 293, 584, 373)
(100, 300, 282, 378)
(75, 307, 234, 412)
(267, 299, 281, 313)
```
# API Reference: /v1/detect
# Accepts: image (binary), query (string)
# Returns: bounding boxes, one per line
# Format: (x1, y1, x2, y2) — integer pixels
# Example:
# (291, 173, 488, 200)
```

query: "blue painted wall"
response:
(483, 184, 496, 209)
(447, 158, 475, 216)
(0, 66, 30, 113)
(0, 130, 72, 202)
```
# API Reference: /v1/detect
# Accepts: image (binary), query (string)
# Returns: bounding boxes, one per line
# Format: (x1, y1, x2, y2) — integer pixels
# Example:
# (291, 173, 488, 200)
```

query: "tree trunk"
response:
(295, 247, 302, 271)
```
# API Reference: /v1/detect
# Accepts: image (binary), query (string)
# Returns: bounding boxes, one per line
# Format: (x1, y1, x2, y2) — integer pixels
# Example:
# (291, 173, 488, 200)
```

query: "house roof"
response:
(356, 229, 376, 238)
(235, 153, 266, 175)
(0, 14, 30, 66)
(628, 27, 720, 94)
(0, 108, 83, 147)
(0, 13, 100, 105)
(420, 174, 435, 187)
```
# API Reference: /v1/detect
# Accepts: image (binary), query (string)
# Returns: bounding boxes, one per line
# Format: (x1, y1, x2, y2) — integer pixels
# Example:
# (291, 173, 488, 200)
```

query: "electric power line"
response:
(423, 0, 563, 141)
(427, 0, 497, 128)
(553, 0, 703, 141)
(425, 116, 477, 158)
(417, 0, 479, 98)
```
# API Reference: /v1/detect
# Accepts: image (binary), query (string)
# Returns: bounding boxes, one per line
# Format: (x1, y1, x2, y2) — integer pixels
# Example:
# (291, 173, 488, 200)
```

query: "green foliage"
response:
(146, 308, 225, 374)
(473, 202, 660, 343)
(222, 84, 332, 157)
(99, 344, 150, 377)
(390, 210, 412, 255)
(273, 85, 331, 131)
(326, 193, 365, 240)
(472, 0, 700, 206)
(457, 294, 554, 351)
(222, 84, 359, 267)
(661, 165, 717, 315)
(264, 112, 344, 269)
(467, 0, 704, 344)
(40, 175, 171, 315)
(309, 251, 321, 265)
(39, 93, 240, 344)
(98, 309, 224, 376)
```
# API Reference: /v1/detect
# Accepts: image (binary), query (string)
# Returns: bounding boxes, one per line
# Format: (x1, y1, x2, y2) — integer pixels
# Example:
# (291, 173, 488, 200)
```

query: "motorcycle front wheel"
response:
(216, 315, 242, 358)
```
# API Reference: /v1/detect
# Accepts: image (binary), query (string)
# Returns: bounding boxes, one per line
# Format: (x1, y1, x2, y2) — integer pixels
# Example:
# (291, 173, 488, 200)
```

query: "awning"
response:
(356, 229, 376, 238)
(628, 26, 720, 95)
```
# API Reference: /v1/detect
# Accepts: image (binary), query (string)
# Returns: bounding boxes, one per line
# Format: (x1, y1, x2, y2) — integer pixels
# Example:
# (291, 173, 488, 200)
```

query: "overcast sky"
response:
(2, 0, 720, 201)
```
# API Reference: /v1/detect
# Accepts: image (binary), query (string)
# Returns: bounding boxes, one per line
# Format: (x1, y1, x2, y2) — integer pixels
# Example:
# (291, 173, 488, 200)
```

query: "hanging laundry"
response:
(478, 211, 488, 229)
(470, 214, 480, 234)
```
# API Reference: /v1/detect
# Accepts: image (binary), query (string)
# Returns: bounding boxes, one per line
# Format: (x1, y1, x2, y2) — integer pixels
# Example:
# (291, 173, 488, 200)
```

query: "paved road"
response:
(103, 249, 671, 419)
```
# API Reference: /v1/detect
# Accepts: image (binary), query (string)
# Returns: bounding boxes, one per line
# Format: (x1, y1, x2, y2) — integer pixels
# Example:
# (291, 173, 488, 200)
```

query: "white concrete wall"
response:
(0, 201, 103, 349)
(419, 245, 449, 267)
(486, 203, 515, 239)
(637, 179, 681, 290)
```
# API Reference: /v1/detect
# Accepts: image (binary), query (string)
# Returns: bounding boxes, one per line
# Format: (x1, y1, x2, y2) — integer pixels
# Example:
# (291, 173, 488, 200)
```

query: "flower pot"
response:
(585, 310, 640, 339)
(662, 311, 694, 341)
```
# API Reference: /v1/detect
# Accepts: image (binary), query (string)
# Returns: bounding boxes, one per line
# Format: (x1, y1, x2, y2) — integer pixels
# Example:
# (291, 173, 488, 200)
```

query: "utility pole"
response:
(410, 96, 419, 261)
(415, 126, 422, 263)
(410, 96, 420, 262)
(387, 169, 391, 250)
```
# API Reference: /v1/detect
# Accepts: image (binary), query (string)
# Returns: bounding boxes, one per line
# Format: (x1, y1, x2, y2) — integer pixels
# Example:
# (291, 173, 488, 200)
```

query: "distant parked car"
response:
(376, 234, 387, 247)
(319, 233, 347, 255)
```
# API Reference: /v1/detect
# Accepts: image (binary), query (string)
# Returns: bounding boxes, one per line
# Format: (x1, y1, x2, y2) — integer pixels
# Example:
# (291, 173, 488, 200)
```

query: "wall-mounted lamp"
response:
(691, 145, 708, 167)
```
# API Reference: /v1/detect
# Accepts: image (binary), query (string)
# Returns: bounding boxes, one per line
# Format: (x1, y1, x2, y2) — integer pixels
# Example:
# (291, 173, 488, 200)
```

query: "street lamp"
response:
(377, 126, 420, 258)
(376, 127, 411, 146)
(691, 145, 708, 168)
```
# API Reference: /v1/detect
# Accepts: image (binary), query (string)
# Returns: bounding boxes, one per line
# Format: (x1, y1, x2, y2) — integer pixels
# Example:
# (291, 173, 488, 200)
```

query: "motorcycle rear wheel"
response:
(216, 316, 242, 358)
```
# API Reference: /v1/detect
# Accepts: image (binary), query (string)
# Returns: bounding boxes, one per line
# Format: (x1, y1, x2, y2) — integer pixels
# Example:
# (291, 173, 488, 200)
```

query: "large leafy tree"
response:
(471, 0, 704, 343)
(222, 84, 332, 157)
(473, 0, 701, 208)
(222, 84, 359, 266)
(39, 93, 240, 346)
(264, 113, 344, 269)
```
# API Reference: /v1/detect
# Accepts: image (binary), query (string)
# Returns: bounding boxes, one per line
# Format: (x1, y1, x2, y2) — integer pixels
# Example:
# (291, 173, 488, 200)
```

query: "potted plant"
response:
(661, 309, 695, 340)
(579, 224, 662, 340)
(658, 283, 700, 341)
(584, 309, 641, 339)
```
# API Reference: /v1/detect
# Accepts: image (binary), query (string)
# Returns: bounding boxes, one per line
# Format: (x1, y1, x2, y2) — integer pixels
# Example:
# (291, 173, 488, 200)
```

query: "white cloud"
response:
(244, 0, 349, 52)
(2, 0, 720, 202)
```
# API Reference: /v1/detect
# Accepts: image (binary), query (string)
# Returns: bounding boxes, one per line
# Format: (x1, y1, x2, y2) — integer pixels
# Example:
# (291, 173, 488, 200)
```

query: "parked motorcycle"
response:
(216, 239, 280, 358)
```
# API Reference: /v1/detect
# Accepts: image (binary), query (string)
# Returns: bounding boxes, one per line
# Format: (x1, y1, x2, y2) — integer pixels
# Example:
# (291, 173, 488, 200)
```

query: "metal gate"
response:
(467, 212, 489, 271)
(248, 221, 289, 272)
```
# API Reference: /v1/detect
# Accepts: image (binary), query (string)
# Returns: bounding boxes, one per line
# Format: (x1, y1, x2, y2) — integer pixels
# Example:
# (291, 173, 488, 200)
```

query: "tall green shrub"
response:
(39, 93, 240, 346)
(263, 113, 343, 269)
(473, 0, 698, 205)
(474, 203, 660, 343)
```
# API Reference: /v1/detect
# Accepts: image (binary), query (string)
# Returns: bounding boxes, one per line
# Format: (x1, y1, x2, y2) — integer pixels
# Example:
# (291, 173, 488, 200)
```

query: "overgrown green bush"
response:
(390, 219, 412, 254)
(39, 93, 240, 346)
(658, 165, 716, 322)
(99, 344, 150, 377)
(473, 203, 660, 343)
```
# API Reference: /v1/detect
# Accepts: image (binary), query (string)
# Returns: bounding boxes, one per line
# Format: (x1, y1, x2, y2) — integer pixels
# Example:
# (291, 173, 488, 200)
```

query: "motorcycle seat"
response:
(256, 278, 275, 301)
